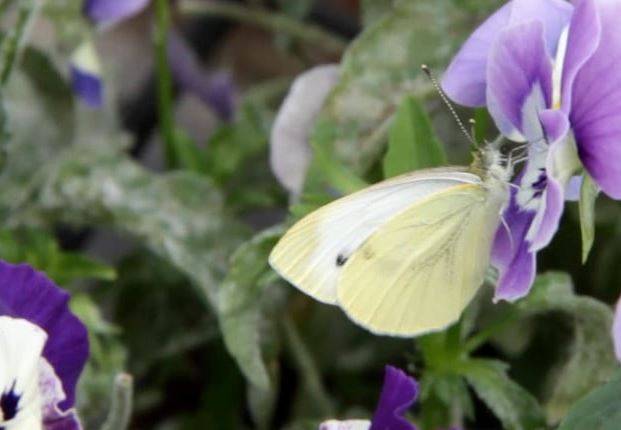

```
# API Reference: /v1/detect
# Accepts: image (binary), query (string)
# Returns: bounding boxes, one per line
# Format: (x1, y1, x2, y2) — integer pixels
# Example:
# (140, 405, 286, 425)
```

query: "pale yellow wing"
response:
(337, 183, 506, 336)
(269, 169, 481, 304)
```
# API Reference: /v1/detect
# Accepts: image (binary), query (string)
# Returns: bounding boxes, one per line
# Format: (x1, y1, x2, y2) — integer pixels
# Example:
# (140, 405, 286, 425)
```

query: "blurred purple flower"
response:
(442, 0, 621, 304)
(0, 261, 89, 429)
(83, 0, 150, 27)
(167, 29, 237, 122)
(70, 41, 104, 109)
(77, 0, 237, 120)
(319, 366, 418, 430)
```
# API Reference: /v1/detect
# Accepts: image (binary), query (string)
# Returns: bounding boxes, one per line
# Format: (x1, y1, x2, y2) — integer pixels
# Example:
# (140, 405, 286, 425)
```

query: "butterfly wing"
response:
(269, 168, 481, 304)
(337, 182, 507, 336)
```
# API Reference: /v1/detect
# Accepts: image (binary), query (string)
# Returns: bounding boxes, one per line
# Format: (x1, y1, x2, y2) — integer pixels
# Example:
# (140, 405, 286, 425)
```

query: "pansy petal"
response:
(613, 298, 621, 361)
(70, 41, 103, 108)
(369, 366, 418, 430)
(167, 30, 237, 121)
(564, 175, 583, 201)
(83, 0, 150, 27)
(40, 360, 82, 430)
(527, 109, 571, 251)
(0, 262, 89, 411)
(442, 0, 572, 107)
(0, 316, 46, 427)
(486, 21, 553, 141)
(270, 64, 340, 195)
(319, 420, 371, 430)
(559, 0, 601, 112)
(441, 2, 512, 106)
(527, 175, 563, 252)
(569, 0, 621, 198)
(492, 194, 537, 302)
(508, 0, 573, 54)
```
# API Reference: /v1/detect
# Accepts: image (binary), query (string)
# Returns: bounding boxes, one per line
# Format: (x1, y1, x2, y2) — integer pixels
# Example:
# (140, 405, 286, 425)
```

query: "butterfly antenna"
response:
(421, 64, 478, 148)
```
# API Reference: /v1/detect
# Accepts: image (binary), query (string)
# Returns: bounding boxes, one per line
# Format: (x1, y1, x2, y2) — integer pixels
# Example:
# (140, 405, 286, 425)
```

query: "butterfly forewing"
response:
(269, 169, 482, 304)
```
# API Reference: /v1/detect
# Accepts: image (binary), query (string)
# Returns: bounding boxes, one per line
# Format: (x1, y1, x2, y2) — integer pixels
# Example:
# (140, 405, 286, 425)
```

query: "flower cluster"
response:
(442, 0, 621, 357)
(72, 0, 237, 120)
(0, 261, 89, 429)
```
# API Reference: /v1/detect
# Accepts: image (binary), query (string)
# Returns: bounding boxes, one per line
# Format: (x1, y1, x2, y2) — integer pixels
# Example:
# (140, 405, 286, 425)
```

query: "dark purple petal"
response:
(560, 0, 601, 112)
(492, 191, 537, 302)
(83, 0, 150, 26)
(167, 30, 237, 121)
(569, 0, 621, 198)
(613, 298, 621, 361)
(0, 262, 89, 411)
(40, 361, 82, 430)
(70, 65, 103, 109)
(369, 366, 418, 430)
(442, 0, 572, 107)
(486, 20, 553, 140)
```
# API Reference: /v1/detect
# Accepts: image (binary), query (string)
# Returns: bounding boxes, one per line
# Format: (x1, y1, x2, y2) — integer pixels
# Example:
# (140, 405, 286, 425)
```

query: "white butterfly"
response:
(269, 145, 512, 336)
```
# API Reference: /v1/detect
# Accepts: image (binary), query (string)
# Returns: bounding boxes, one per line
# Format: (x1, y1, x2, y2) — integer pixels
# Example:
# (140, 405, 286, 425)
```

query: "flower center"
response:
(0, 383, 20, 422)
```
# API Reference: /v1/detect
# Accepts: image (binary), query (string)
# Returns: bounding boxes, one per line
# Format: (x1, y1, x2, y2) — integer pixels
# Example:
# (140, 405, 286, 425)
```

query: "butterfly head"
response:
(471, 143, 514, 186)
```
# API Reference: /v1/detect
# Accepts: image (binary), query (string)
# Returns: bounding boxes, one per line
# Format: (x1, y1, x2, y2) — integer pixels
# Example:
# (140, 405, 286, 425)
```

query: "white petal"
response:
(270, 64, 340, 195)
(319, 419, 371, 430)
(0, 316, 46, 428)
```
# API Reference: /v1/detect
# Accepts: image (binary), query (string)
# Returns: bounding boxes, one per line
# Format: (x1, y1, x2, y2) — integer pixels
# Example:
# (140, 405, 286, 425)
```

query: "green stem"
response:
(463, 309, 520, 353)
(0, 0, 38, 86)
(281, 316, 334, 416)
(100, 373, 134, 430)
(153, 0, 177, 168)
(180, 0, 347, 54)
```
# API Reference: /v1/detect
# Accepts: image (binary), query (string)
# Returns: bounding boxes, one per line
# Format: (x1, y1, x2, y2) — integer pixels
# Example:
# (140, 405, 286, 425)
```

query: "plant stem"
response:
(0, 0, 38, 86)
(153, 0, 177, 168)
(281, 316, 334, 417)
(463, 309, 520, 353)
(180, 0, 347, 54)
(100, 373, 134, 430)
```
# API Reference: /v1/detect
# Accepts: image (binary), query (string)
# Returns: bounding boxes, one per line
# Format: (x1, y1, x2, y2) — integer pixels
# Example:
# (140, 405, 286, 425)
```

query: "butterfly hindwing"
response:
(337, 183, 507, 336)
(269, 169, 482, 304)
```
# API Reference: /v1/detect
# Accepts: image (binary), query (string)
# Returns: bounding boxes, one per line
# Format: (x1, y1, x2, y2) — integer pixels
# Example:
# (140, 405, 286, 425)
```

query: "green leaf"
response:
(218, 226, 284, 391)
(0, 228, 116, 285)
(461, 359, 546, 430)
(34, 144, 247, 307)
(579, 173, 599, 263)
(515, 273, 617, 423)
(383, 95, 446, 178)
(72, 294, 127, 428)
(558, 372, 621, 430)
(361, 0, 394, 27)
(311, 0, 473, 176)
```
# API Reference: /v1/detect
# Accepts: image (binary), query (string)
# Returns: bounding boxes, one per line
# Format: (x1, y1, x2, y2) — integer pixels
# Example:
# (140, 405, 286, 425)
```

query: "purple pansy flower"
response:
(319, 366, 418, 430)
(70, 41, 104, 109)
(0, 261, 89, 429)
(83, 0, 150, 27)
(442, 0, 621, 304)
(76, 0, 237, 120)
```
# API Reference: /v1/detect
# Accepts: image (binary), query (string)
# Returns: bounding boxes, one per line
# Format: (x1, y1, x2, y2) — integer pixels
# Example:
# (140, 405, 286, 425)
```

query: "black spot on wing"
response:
(336, 254, 348, 267)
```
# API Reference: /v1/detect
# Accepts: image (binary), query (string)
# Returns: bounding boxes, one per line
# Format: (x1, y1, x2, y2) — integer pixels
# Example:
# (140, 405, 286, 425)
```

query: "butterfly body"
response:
(269, 147, 511, 336)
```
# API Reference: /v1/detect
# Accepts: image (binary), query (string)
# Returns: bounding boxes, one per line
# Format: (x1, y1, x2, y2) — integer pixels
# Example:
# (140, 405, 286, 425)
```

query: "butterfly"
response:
(269, 144, 513, 337)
